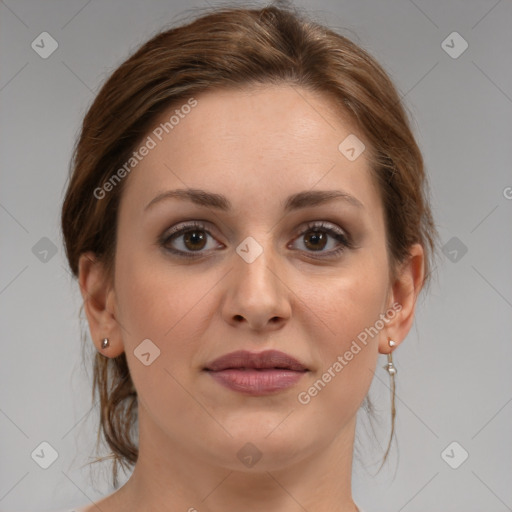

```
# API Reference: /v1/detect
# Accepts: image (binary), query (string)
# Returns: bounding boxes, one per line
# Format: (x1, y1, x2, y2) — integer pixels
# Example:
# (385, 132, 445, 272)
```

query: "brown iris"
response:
(303, 230, 327, 251)
(183, 230, 207, 251)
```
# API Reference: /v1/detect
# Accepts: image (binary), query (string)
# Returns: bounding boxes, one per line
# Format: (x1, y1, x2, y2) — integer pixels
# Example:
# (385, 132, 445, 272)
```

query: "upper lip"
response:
(204, 350, 309, 372)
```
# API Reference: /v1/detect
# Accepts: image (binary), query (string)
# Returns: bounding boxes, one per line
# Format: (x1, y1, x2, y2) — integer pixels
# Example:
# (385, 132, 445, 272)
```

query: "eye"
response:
(289, 221, 351, 258)
(160, 221, 222, 258)
(160, 220, 352, 260)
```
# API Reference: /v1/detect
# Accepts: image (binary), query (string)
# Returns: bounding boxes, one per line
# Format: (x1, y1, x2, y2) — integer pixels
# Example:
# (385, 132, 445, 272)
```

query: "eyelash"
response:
(160, 221, 352, 260)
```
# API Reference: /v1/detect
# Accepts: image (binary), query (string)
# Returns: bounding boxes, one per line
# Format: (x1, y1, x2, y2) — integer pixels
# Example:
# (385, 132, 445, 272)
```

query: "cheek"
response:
(112, 251, 211, 419)
(292, 286, 383, 448)
(114, 242, 204, 338)
(113, 242, 236, 371)
(302, 262, 388, 397)
(311, 264, 388, 345)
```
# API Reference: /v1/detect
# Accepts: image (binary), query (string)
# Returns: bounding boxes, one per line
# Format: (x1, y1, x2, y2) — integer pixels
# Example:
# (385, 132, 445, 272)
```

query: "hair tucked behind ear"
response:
(61, 0, 438, 487)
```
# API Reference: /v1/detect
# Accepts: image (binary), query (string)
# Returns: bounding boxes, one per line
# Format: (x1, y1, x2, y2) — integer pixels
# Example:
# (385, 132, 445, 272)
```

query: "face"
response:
(108, 84, 395, 471)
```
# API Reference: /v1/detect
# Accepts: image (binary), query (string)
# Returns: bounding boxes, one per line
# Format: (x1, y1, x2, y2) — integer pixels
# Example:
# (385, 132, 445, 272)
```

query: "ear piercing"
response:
(384, 338, 397, 376)
(101, 338, 110, 349)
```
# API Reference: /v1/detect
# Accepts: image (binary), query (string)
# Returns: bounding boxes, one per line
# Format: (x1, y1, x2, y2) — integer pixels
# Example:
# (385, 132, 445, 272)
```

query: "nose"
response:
(221, 242, 292, 332)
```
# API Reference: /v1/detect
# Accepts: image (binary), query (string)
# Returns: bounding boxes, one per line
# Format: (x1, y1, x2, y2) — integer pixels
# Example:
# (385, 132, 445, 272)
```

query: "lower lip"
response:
(206, 369, 307, 395)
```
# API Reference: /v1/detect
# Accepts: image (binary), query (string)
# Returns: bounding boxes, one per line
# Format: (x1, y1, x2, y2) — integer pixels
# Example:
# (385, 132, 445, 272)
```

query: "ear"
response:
(78, 252, 125, 357)
(379, 243, 425, 354)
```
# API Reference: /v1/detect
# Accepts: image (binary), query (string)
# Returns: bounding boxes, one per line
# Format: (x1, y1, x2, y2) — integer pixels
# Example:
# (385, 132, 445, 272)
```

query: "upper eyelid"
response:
(164, 219, 346, 236)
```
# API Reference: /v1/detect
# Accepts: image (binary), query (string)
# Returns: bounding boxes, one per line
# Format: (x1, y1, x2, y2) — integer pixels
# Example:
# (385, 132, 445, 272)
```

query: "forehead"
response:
(120, 84, 383, 220)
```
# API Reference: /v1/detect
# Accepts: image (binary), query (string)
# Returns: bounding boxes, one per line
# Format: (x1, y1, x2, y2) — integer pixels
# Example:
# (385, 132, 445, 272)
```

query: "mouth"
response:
(203, 350, 309, 395)
(204, 349, 309, 372)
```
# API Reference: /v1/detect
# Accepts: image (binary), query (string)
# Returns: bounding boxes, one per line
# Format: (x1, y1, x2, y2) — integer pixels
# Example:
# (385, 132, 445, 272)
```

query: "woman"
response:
(60, 3, 438, 511)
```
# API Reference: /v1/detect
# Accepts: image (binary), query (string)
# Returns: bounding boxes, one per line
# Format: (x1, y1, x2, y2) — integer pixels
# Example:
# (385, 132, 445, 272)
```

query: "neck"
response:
(112, 409, 359, 512)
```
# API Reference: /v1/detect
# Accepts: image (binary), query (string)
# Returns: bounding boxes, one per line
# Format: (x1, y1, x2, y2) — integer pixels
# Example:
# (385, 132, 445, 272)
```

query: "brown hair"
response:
(61, 1, 438, 487)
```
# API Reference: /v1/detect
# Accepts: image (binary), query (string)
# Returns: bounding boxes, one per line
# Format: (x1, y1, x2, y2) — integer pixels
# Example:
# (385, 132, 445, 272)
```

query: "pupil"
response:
(185, 231, 206, 250)
(306, 231, 326, 250)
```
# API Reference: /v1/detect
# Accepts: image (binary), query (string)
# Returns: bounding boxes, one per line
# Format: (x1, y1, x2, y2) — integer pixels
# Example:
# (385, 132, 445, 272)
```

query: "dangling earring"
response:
(101, 338, 110, 349)
(380, 338, 398, 467)
(384, 338, 397, 375)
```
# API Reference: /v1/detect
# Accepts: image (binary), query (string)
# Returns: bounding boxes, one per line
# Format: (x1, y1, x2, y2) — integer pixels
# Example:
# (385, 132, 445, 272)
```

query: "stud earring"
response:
(384, 338, 397, 375)
(101, 338, 110, 349)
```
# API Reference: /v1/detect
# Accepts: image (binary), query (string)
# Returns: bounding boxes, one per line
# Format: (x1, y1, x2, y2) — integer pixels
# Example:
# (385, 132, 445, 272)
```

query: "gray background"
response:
(1, 0, 511, 511)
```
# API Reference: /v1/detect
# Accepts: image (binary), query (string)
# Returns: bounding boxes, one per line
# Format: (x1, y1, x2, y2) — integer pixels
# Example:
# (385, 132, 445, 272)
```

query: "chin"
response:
(200, 419, 315, 472)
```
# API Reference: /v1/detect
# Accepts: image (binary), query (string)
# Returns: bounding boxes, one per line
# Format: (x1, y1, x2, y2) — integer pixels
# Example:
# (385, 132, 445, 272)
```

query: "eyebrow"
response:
(144, 188, 364, 213)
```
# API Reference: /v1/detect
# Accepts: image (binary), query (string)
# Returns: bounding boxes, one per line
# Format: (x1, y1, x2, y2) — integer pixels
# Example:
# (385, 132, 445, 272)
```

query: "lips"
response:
(203, 349, 308, 372)
(203, 350, 309, 395)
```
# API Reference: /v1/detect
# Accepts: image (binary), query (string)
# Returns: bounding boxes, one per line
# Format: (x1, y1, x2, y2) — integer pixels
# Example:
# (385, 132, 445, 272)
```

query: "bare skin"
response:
(78, 84, 424, 512)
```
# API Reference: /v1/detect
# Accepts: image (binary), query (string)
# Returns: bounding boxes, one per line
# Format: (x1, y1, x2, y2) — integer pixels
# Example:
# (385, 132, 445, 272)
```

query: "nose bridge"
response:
(238, 237, 276, 288)
(223, 233, 291, 329)
(235, 234, 281, 298)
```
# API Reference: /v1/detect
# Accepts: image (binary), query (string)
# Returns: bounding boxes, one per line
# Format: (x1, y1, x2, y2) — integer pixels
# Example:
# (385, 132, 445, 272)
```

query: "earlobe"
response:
(378, 243, 425, 354)
(78, 252, 124, 357)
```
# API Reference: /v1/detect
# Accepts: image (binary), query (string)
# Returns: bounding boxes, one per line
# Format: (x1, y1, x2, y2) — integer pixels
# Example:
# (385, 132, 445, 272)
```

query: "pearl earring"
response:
(384, 338, 397, 375)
